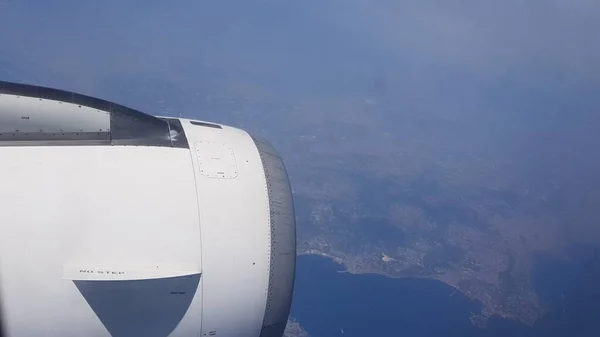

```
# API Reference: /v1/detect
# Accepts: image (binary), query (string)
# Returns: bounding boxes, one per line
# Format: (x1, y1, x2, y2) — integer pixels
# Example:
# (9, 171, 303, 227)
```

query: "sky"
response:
(2, 1, 599, 90)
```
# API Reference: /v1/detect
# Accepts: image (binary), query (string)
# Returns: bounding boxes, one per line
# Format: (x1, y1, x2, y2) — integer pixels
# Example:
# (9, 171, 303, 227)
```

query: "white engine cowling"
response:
(0, 81, 296, 337)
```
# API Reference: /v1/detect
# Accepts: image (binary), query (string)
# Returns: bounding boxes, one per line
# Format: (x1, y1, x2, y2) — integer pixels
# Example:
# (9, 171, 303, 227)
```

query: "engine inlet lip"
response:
(251, 136, 297, 337)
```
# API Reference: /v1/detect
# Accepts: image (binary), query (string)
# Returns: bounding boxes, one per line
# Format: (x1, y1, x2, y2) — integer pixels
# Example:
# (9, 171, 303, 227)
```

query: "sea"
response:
(290, 252, 600, 337)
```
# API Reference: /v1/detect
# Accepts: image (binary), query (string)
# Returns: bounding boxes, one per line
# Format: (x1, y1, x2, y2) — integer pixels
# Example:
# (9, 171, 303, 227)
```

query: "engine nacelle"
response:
(0, 81, 296, 337)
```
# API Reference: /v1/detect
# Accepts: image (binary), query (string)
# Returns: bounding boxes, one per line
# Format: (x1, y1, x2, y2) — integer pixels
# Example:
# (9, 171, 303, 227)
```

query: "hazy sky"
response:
(1, 1, 598, 91)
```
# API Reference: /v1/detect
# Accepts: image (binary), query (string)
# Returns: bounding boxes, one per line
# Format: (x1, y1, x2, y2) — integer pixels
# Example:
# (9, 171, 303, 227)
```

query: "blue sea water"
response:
(290, 254, 600, 337)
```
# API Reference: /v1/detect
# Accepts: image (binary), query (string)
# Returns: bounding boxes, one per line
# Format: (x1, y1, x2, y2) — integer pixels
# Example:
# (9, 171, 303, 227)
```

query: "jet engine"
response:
(0, 80, 296, 337)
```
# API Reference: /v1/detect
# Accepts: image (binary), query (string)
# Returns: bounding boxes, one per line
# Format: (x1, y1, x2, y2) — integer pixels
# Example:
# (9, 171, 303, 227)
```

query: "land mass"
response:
(288, 148, 598, 327)
(258, 97, 600, 327)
